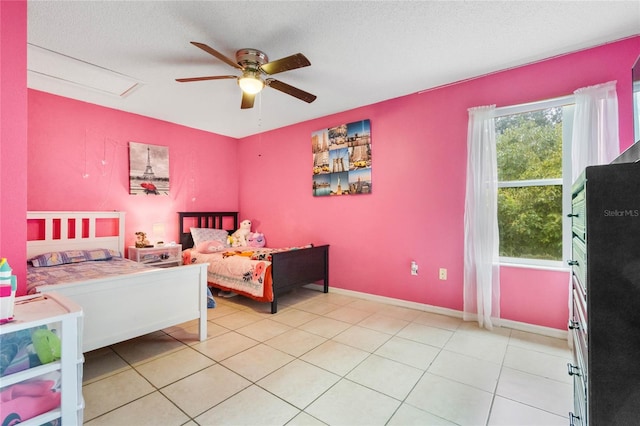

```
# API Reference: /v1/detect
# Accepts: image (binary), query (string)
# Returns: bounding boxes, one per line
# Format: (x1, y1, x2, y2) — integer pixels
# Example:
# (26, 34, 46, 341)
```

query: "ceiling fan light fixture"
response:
(238, 71, 264, 94)
(177, 42, 316, 109)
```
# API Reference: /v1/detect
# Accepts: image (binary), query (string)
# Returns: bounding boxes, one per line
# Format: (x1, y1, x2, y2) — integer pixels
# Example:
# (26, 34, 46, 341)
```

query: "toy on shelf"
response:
(0, 258, 16, 323)
(134, 231, 152, 248)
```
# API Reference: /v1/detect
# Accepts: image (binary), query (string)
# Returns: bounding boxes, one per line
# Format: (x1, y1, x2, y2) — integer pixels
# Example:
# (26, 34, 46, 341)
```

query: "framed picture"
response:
(312, 119, 371, 196)
(129, 142, 170, 195)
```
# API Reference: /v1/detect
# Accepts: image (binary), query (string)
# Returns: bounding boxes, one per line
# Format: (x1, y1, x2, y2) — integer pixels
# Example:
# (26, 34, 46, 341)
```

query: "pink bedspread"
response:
(186, 250, 271, 298)
(185, 245, 312, 299)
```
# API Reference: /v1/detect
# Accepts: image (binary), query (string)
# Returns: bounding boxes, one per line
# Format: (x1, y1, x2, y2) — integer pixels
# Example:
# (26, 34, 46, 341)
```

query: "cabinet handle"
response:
(567, 363, 581, 377)
(568, 260, 579, 266)
(567, 213, 579, 218)
(568, 319, 581, 330)
(569, 412, 580, 426)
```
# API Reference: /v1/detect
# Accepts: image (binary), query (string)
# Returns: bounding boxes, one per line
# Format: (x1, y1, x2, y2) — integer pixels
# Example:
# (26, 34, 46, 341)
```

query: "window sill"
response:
(499, 261, 570, 273)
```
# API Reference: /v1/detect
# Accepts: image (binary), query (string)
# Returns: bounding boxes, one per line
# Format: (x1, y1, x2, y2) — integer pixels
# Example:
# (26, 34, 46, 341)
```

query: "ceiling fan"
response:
(176, 41, 317, 109)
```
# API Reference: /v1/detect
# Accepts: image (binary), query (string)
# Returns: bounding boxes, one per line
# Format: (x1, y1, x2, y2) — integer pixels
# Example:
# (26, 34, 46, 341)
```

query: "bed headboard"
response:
(27, 211, 126, 258)
(178, 212, 239, 249)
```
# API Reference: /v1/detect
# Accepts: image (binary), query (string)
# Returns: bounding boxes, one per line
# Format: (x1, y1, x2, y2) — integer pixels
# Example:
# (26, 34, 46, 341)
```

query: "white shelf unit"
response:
(127, 244, 183, 267)
(0, 293, 84, 425)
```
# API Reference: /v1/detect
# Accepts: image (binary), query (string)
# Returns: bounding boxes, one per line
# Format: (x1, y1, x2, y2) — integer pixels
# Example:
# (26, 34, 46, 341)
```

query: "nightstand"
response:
(127, 244, 182, 267)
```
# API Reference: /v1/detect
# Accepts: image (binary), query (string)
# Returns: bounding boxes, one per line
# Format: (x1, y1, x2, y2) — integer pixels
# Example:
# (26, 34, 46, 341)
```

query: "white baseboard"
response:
(493, 318, 568, 340)
(305, 284, 568, 340)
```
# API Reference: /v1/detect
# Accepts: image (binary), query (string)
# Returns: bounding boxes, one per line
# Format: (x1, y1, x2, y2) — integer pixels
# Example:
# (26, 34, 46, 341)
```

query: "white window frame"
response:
(495, 95, 574, 269)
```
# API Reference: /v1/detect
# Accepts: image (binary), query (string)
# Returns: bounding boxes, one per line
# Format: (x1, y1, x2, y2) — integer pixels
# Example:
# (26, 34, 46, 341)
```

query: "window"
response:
(495, 98, 574, 267)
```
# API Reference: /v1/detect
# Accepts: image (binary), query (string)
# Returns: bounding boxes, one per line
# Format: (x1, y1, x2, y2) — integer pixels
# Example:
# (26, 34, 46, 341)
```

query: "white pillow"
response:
(190, 228, 230, 247)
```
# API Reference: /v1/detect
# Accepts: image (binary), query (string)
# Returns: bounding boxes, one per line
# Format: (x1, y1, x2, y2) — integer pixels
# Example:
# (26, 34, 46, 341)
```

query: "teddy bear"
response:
(230, 219, 252, 247)
(247, 232, 266, 248)
(135, 231, 150, 248)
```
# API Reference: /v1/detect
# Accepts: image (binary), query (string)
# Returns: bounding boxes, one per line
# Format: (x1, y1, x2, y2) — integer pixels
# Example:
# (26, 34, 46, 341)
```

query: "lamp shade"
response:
(152, 223, 166, 246)
(152, 223, 166, 237)
(238, 73, 264, 94)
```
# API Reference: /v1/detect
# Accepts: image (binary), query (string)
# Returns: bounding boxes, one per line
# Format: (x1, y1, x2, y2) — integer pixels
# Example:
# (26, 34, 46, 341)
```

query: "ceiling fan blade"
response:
(241, 92, 256, 109)
(260, 53, 311, 75)
(266, 78, 316, 103)
(190, 41, 243, 70)
(176, 75, 237, 83)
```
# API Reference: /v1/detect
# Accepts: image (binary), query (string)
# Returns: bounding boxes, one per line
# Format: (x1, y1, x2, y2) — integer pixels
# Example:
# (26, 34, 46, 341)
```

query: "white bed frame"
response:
(27, 211, 208, 353)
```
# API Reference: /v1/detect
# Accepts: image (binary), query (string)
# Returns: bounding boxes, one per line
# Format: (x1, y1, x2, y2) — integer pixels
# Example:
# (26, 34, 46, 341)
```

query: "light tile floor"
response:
(82, 288, 573, 425)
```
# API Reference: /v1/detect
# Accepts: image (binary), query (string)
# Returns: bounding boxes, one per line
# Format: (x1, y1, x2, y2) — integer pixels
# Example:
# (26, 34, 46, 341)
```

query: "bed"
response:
(179, 212, 329, 313)
(26, 211, 208, 353)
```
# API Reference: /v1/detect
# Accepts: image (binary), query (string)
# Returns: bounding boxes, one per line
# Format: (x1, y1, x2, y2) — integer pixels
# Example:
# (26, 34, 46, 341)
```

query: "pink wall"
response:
(237, 36, 640, 330)
(500, 266, 570, 329)
(20, 27, 639, 329)
(26, 91, 239, 293)
(1, 0, 28, 294)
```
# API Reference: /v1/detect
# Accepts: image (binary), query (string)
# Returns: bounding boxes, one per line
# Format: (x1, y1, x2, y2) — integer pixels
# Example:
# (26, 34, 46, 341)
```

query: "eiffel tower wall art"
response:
(312, 119, 371, 197)
(129, 142, 170, 195)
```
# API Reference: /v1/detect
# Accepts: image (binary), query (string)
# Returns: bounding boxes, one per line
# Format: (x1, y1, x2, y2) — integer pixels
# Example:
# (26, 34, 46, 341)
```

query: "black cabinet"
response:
(569, 161, 640, 425)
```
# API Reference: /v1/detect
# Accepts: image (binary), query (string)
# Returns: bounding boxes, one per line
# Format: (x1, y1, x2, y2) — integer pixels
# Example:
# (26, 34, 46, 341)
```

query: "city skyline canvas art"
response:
(312, 119, 371, 196)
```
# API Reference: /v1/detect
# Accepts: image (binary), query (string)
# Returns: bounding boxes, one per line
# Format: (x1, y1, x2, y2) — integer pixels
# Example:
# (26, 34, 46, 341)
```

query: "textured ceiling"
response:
(27, 1, 640, 138)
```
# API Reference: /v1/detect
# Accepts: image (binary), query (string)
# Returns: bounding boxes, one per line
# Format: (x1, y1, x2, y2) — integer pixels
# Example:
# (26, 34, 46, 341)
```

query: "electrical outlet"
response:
(411, 261, 418, 276)
(439, 268, 447, 280)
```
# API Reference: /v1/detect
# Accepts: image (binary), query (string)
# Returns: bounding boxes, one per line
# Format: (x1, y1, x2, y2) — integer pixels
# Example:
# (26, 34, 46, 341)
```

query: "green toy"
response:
(31, 328, 61, 364)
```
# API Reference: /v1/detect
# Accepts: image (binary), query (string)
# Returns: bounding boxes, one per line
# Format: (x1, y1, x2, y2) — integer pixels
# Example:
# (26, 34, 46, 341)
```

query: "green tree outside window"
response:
(496, 108, 563, 261)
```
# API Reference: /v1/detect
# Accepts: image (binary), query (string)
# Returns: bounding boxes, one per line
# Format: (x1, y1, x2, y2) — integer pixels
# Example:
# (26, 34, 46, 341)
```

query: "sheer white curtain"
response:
(571, 80, 620, 181)
(464, 105, 500, 330)
(567, 80, 619, 342)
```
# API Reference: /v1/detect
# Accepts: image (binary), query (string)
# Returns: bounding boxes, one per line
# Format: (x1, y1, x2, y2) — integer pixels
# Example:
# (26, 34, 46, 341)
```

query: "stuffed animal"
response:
(231, 219, 252, 247)
(135, 231, 150, 248)
(247, 232, 266, 248)
(31, 328, 61, 364)
(195, 240, 226, 253)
